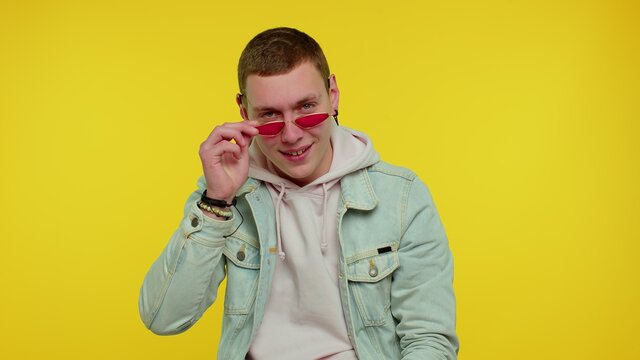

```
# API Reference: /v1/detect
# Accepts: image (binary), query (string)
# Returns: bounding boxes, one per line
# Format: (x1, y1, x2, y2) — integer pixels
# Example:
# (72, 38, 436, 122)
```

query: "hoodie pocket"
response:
(346, 249, 399, 326)
(222, 235, 261, 315)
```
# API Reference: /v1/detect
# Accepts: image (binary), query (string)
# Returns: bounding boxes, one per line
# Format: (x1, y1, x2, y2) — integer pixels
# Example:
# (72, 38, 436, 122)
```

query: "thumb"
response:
(240, 134, 253, 156)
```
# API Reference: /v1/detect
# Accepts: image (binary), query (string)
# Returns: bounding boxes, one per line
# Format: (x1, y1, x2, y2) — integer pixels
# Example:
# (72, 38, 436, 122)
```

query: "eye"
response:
(261, 111, 276, 118)
(301, 103, 315, 110)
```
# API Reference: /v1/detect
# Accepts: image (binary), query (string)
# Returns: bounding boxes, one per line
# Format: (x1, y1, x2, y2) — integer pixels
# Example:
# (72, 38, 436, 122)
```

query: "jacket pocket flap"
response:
(223, 236, 260, 269)
(346, 250, 399, 283)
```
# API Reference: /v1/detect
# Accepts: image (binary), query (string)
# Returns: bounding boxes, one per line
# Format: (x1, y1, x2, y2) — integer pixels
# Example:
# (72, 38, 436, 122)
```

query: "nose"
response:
(280, 115, 304, 144)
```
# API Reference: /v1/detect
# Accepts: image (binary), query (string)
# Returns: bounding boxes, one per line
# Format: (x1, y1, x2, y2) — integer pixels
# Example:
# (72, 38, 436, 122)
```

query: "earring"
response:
(333, 110, 339, 125)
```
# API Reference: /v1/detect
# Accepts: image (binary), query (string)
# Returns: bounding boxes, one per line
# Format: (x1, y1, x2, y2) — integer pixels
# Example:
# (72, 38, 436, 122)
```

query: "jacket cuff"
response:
(181, 200, 237, 245)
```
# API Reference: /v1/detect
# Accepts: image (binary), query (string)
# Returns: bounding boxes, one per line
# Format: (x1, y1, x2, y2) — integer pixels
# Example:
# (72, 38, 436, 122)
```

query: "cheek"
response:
(254, 137, 271, 156)
(255, 137, 285, 161)
(255, 137, 275, 149)
(312, 123, 333, 143)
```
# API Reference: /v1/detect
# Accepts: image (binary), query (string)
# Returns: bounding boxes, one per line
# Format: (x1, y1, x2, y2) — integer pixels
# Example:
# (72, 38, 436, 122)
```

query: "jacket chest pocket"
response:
(346, 248, 399, 327)
(223, 236, 261, 315)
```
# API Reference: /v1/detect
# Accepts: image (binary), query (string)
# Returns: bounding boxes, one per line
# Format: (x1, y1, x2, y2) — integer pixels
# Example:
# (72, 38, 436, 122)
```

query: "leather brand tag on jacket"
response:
(377, 246, 392, 254)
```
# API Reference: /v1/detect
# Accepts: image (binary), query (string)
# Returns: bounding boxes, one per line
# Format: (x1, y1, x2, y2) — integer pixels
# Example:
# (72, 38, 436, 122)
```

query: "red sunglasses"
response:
(255, 113, 330, 136)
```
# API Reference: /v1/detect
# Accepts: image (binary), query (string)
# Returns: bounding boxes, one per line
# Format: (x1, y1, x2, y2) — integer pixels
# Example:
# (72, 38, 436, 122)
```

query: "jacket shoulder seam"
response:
(367, 161, 417, 181)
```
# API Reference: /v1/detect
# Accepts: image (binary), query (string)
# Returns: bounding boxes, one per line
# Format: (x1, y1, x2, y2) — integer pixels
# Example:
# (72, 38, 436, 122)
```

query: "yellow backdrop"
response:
(1, 0, 638, 359)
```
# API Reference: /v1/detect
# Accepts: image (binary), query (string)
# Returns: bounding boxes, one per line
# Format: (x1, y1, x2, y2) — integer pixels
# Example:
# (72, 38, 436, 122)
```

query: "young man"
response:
(139, 27, 458, 359)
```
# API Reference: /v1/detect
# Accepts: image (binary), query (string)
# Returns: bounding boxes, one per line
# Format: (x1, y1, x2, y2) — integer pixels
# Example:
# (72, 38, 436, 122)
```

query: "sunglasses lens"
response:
(295, 113, 329, 128)
(256, 122, 285, 136)
(255, 113, 329, 135)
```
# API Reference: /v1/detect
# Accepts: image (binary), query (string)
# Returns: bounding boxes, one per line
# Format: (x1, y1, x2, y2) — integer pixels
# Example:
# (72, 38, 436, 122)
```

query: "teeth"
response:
(285, 147, 307, 156)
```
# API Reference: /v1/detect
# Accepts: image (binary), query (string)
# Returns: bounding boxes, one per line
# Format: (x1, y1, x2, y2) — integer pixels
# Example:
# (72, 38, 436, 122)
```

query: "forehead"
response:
(244, 62, 326, 110)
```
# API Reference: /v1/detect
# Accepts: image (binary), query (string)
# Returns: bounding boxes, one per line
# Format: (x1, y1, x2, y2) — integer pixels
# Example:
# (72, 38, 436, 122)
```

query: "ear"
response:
(236, 93, 249, 121)
(328, 74, 340, 116)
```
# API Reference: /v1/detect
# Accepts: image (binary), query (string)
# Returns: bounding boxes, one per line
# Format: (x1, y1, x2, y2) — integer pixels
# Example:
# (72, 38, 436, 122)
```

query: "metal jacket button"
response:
(237, 250, 246, 261)
(368, 259, 378, 277)
(191, 217, 199, 227)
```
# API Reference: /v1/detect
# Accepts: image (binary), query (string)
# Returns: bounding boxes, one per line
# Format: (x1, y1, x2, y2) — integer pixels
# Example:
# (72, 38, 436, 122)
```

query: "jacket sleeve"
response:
(392, 177, 459, 359)
(138, 180, 237, 335)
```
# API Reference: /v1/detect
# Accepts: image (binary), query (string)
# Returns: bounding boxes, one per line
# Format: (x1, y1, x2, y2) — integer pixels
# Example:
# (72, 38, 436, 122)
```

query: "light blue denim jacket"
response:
(139, 161, 458, 359)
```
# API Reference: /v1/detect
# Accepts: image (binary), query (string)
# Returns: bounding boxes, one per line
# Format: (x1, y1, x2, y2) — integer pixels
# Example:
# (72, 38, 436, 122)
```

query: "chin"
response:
(277, 164, 316, 184)
(283, 167, 312, 181)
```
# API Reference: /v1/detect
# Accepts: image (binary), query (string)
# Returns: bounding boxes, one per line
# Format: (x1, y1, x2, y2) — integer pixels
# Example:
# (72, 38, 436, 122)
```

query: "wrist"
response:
(204, 188, 235, 205)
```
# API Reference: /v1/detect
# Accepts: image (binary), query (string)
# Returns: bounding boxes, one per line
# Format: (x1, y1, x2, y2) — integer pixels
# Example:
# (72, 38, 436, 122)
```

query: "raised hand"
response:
(198, 121, 259, 203)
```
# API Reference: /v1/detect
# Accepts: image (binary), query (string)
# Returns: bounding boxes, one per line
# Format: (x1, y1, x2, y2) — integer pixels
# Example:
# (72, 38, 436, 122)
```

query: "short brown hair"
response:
(237, 27, 330, 95)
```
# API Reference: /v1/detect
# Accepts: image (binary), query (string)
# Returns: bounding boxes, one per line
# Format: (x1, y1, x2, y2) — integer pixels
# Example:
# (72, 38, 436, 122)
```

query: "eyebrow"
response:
(252, 93, 320, 113)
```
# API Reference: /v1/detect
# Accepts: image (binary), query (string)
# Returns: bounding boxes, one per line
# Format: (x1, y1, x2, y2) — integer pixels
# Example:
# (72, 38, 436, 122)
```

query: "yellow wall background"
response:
(1, 0, 638, 359)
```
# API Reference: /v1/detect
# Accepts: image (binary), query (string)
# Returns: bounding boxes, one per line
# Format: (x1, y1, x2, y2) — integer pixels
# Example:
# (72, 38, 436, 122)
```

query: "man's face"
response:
(240, 61, 339, 186)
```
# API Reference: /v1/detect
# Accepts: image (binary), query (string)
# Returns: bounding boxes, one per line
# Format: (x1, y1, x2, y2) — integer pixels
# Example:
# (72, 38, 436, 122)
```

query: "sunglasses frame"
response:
(254, 112, 330, 136)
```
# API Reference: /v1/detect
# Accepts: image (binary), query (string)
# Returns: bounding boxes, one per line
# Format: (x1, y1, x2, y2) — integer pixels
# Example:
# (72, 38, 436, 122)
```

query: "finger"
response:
(217, 123, 258, 148)
(201, 140, 242, 160)
(202, 127, 248, 150)
(206, 122, 259, 147)
(221, 120, 259, 135)
(243, 120, 261, 127)
(240, 121, 260, 137)
(239, 133, 253, 156)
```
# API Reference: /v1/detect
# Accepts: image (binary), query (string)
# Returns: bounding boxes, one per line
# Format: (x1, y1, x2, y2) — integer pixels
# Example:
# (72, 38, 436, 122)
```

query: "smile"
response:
(280, 145, 311, 157)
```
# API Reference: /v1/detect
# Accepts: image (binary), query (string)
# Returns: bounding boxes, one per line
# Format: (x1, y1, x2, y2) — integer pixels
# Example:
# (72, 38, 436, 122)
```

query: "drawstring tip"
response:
(320, 243, 328, 254)
(279, 252, 286, 261)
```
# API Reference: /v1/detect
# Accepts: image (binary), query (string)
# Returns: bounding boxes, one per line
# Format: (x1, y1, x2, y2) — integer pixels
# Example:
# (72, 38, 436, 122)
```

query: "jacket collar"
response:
(339, 168, 378, 211)
(237, 178, 261, 196)
(239, 168, 378, 211)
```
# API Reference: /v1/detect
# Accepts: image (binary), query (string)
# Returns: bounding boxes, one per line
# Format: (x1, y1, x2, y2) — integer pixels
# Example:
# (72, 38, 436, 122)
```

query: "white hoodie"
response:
(246, 121, 379, 360)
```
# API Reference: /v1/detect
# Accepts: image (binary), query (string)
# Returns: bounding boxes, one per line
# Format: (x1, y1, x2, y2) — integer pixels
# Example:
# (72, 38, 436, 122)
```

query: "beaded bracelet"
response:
(197, 200, 233, 219)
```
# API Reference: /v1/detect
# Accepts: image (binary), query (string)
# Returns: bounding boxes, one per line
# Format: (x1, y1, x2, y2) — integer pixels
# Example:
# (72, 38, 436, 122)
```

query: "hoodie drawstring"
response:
(274, 182, 330, 260)
(320, 183, 329, 254)
(275, 183, 287, 261)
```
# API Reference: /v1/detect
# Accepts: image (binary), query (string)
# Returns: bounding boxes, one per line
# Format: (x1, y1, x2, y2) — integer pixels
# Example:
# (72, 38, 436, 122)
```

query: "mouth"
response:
(280, 144, 312, 160)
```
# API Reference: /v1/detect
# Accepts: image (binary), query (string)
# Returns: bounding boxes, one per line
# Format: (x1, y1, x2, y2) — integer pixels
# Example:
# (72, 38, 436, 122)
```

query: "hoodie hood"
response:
(247, 120, 379, 259)
(248, 119, 379, 188)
